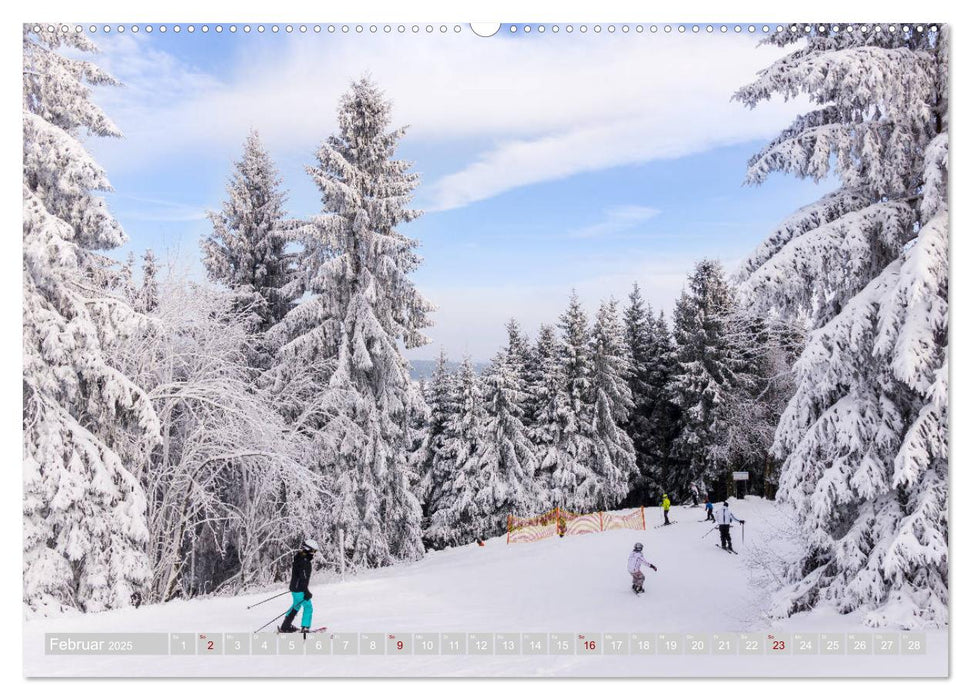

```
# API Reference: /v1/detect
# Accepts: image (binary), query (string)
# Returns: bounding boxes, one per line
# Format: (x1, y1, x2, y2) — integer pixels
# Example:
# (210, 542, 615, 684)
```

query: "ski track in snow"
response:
(24, 499, 947, 677)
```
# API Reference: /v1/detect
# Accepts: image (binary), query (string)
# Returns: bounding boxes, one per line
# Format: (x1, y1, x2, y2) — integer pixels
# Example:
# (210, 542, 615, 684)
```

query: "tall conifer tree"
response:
(23, 26, 159, 613)
(670, 260, 737, 497)
(204, 131, 294, 336)
(588, 299, 636, 508)
(735, 25, 949, 625)
(271, 78, 434, 567)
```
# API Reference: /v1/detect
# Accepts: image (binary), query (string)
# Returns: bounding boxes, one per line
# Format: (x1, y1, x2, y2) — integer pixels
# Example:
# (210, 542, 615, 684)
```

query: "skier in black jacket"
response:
(279, 539, 318, 633)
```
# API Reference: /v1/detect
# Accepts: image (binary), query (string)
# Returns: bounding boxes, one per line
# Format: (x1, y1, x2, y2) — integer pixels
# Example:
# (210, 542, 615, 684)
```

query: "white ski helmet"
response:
(302, 539, 320, 552)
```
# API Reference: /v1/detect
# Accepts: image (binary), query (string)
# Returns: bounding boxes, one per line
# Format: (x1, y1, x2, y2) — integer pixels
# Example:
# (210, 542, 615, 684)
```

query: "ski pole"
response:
(702, 527, 717, 539)
(246, 590, 289, 610)
(741, 522, 745, 546)
(254, 608, 291, 633)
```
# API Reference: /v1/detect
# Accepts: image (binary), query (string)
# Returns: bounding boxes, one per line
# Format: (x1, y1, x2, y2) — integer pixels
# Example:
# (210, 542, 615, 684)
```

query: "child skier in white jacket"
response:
(627, 542, 657, 594)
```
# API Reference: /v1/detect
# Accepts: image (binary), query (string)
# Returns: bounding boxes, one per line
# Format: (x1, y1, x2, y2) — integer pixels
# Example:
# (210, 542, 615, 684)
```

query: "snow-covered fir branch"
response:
(734, 23, 949, 628)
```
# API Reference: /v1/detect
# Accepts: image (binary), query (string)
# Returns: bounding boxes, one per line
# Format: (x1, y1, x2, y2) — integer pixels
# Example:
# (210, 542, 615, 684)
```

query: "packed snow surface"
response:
(24, 499, 946, 677)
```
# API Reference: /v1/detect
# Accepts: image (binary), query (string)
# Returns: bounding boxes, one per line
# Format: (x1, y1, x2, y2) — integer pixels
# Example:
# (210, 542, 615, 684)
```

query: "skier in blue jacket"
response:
(279, 539, 318, 633)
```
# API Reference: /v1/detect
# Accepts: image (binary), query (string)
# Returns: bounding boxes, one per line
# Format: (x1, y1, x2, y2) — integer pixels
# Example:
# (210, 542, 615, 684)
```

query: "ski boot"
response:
(278, 609, 298, 633)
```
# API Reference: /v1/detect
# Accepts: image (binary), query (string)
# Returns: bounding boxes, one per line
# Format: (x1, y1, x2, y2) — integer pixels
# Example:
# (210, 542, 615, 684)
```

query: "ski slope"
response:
(23, 498, 947, 677)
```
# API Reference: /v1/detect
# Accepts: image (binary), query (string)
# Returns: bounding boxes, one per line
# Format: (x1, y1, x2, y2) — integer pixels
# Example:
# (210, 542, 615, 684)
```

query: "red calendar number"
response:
(397, 641, 404, 650)
(772, 640, 785, 651)
(584, 640, 597, 651)
(207, 641, 214, 651)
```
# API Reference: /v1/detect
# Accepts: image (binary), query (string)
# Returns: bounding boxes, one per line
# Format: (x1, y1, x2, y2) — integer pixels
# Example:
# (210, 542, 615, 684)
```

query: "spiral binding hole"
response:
(61, 23, 941, 37)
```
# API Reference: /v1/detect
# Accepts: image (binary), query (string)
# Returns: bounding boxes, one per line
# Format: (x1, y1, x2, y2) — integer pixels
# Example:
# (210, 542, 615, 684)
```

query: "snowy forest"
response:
(23, 24, 948, 629)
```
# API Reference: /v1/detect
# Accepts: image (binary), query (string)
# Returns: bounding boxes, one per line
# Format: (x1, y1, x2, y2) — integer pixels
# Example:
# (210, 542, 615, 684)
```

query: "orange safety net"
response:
(602, 508, 647, 531)
(507, 506, 645, 544)
(505, 508, 560, 544)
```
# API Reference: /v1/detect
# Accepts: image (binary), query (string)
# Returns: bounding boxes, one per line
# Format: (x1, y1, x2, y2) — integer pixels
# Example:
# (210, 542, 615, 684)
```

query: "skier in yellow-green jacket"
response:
(661, 494, 671, 525)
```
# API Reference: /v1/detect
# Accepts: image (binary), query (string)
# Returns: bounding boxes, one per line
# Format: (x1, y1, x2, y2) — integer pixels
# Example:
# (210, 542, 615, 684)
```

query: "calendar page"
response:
(22, 20, 949, 678)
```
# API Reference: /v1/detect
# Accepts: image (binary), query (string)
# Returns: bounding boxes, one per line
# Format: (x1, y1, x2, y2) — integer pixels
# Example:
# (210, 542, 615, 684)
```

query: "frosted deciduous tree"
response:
(716, 310, 801, 498)
(113, 277, 324, 600)
(23, 26, 159, 614)
(735, 24, 949, 627)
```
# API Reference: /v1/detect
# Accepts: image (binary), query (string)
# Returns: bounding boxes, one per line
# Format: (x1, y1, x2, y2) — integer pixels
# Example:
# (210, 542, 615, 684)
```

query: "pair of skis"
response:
(715, 545, 739, 555)
(277, 625, 328, 635)
(251, 593, 328, 636)
(653, 520, 677, 529)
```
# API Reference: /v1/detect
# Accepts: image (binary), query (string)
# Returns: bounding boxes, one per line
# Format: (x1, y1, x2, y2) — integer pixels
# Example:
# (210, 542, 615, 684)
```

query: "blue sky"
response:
(82, 24, 831, 361)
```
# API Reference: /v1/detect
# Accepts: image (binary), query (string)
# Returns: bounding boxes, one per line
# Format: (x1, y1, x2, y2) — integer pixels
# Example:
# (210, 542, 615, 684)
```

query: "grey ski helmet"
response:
(633, 542, 644, 552)
(302, 539, 319, 552)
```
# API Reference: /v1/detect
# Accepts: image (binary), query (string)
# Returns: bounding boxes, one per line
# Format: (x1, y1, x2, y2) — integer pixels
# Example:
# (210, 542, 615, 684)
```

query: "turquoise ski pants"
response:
(288, 592, 313, 628)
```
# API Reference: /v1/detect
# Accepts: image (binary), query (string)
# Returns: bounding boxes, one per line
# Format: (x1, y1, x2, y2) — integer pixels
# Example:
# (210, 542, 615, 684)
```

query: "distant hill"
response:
(409, 359, 488, 381)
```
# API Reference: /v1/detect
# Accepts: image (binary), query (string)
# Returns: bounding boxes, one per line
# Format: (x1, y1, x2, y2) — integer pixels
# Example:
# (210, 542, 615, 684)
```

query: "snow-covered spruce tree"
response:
(549, 292, 598, 512)
(735, 24, 948, 627)
(587, 299, 636, 509)
(669, 259, 738, 499)
(622, 285, 663, 503)
(503, 319, 535, 423)
(116, 251, 137, 304)
(426, 357, 487, 547)
(136, 249, 159, 314)
(528, 323, 561, 507)
(475, 352, 540, 535)
(271, 78, 434, 568)
(621, 294, 683, 506)
(416, 348, 456, 535)
(22, 25, 159, 613)
(203, 130, 295, 337)
(623, 285, 652, 484)
(645, 310, 684, 498)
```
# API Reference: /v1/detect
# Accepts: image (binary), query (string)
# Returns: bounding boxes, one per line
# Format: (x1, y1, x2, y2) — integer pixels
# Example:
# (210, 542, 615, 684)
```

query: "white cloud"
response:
(89, 33, 222, 134)
(107, 193, 208, 223)
(88, 31, 807, 210)
(569, 204, 660, 239)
